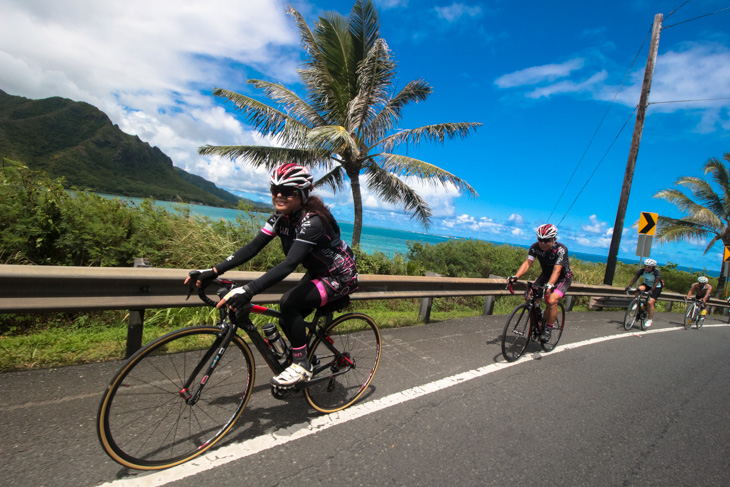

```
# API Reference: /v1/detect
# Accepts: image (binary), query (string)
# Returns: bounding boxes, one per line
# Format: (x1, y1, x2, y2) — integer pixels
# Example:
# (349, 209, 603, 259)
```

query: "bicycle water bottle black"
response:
(263, 323, 289, 359)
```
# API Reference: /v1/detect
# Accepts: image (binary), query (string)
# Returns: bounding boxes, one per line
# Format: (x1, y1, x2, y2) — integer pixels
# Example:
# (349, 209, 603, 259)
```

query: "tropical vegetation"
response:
(198, 0, 480, 247)
(654, 152, 730, 296)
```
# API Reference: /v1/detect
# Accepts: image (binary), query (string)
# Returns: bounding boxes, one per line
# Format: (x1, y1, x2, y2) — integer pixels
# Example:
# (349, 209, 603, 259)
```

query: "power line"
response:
(557, 106, 638, 227)
(546, 29, 652, 223)
(648, 97, 730, 105)
(664, 0, 692, 20)
(663, 6, 730, 29)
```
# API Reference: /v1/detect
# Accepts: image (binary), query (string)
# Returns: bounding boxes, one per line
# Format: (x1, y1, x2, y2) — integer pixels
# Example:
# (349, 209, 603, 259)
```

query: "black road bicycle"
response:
(684, 297, 705, 330)
(501, 281, 565, 362)
(623, 289, 650, 331)
(97, 277, 381, 470)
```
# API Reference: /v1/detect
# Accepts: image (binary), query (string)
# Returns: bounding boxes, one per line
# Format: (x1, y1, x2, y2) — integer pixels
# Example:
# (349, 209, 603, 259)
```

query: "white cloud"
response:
(494, 59, 585, 88)
(435, 3, 483, 23)
(0, 0, 299, 187)
(508, 213, 523, 224)
(582, 214, 607, 234)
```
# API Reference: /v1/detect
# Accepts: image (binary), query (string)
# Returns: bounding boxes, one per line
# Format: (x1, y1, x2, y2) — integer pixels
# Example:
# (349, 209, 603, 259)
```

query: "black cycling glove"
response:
(223, 285, 251, 309)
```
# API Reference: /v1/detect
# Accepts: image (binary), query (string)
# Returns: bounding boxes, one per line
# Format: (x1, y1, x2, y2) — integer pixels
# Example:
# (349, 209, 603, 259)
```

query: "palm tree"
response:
(653, 152, 730, 296)
(198, 0, 480, 247)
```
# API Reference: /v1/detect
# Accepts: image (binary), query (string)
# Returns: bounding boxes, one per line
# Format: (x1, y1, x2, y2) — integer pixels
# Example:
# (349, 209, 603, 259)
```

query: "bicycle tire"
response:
(697, 308, 705, 329)
(501, 303, 531, 362)
(541, 302, 565, 352)
(304, 313, 381, 414)
(624, 299, 639, 330)
(685, 304, 694, 330)
(97, 325, 255, 470)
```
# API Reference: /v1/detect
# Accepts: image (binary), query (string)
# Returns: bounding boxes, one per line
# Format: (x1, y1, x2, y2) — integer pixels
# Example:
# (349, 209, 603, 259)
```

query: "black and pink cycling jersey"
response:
(215, 210, 358, 304)
(527, 242, 573, 287)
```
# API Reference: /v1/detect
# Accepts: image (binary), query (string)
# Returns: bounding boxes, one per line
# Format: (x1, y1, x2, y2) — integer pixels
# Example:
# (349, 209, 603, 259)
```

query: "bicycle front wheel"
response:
(97, 326, 255, 470)
(624, 299, 639, 330)
(502, 304, 531, 362)
(685, 305, 694, 330)
(541, 302, 565, 352)
(305, 313, 381, 414)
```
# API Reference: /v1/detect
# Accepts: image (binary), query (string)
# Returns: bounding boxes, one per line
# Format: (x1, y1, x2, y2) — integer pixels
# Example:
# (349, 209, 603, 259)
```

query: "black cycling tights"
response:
(279, 280, 322, 348)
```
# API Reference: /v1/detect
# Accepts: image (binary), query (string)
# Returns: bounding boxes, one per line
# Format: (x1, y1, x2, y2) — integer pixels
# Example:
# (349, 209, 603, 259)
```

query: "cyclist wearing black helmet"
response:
(508, 223, 572, 342)
(186, 163, 358, 387)
(625, 258, 662, 327)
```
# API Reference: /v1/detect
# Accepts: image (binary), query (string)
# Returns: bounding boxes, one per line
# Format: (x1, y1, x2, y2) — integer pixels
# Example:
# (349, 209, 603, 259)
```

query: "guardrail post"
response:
(126, 258, 151, 357)
(665, 301, 673, 312)
(419, 271, 441, 323)
(482, 275, 503, 315)
(564, 295, 575, 312)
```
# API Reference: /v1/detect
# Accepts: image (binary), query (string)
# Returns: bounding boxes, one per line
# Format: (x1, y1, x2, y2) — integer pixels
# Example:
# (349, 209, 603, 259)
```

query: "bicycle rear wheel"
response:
(541, 302, 565, 352)
(97, 325, 255, 470)
(305, 313, 381, 414)
(624, 299, 639, 330)
(501, 304, 531, 362)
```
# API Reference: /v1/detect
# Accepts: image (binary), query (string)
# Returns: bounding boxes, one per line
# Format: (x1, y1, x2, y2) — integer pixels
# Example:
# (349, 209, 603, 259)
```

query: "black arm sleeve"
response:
(214, 231, 275, 274)
(244, 240, 313, 295)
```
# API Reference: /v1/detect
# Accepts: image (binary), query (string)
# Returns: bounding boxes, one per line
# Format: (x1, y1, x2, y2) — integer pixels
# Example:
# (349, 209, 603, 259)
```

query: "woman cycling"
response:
(625, 258, 662, 327)
(186, 163, 358, 387)
(686, 276, 712, 311)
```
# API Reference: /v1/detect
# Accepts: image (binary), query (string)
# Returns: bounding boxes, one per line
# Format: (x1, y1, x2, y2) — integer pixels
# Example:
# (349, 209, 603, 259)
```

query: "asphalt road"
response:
(1, 310, 729, 487)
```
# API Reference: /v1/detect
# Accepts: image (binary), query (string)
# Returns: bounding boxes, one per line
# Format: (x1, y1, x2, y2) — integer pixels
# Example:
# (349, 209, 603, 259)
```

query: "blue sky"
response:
(1, 0, 729, 273)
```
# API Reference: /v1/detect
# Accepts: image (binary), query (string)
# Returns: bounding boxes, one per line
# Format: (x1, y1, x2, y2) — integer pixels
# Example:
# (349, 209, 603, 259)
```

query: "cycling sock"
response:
(291, 345, 310, 369)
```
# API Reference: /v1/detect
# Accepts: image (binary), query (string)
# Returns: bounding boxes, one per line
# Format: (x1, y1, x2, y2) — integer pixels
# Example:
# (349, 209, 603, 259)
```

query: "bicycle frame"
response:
(181, 280, 353, 403)
(509, 282, 547, 338)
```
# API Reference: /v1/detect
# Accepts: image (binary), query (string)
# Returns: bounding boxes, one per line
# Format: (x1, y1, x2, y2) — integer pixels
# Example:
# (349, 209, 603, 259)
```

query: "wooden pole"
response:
(604, 13, 663, 285)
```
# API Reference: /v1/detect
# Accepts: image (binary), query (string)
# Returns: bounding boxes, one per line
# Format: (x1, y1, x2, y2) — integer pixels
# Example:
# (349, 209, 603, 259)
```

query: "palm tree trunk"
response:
(346, 166, 363, 248)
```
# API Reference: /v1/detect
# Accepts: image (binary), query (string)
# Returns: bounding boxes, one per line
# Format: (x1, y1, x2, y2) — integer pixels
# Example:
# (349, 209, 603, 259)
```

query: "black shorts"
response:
(638, 284, 662, 300)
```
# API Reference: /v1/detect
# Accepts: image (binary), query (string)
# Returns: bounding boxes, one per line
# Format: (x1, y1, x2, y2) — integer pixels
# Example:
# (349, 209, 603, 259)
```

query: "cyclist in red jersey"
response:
(185, 163, 358, 388)
(508, 223, 572, 342)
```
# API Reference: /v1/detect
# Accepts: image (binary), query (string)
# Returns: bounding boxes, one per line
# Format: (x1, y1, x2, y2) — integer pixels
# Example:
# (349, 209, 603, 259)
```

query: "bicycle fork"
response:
(179, 324, 236, 406)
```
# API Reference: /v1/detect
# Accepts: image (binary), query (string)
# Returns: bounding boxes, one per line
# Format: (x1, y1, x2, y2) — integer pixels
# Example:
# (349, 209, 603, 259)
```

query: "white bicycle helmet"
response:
(698, 276, 708, 284)
(536, 223, 558, 240)
(643, 258, 657, 267)
(270, 163, 313, 189)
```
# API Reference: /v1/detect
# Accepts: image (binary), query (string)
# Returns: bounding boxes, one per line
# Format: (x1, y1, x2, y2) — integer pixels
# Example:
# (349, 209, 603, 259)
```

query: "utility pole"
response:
(604, 13, 663, 285)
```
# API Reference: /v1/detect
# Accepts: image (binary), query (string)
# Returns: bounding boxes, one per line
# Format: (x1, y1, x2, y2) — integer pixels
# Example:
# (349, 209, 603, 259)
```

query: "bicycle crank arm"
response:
(294, 368, 351, 391)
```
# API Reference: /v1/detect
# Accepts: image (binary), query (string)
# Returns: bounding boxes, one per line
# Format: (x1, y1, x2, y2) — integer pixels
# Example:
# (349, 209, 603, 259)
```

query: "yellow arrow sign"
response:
(638, 212, 658, 235)
(724, 246, 730, 262)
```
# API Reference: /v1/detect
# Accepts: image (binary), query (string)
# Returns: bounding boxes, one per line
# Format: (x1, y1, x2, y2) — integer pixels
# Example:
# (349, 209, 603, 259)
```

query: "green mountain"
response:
(0, 89, 270, 211)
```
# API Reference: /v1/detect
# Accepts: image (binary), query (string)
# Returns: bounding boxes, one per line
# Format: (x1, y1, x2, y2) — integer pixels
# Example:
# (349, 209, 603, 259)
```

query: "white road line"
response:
(98, 325, 728, 487)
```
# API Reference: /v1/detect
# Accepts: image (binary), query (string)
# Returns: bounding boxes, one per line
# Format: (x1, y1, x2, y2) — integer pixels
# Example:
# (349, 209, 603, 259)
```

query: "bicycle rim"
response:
(304, 313, 381, 414)
(502, 304, 531, 362)
(541, 303, 565, 352)
(624, 300, 638, 330)
(97, 326, 255, 470)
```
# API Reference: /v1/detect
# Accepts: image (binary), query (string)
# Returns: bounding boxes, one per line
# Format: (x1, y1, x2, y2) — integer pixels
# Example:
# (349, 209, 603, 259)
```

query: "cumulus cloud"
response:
(435, 3, 483, 23)
(0, 0, 299, 188)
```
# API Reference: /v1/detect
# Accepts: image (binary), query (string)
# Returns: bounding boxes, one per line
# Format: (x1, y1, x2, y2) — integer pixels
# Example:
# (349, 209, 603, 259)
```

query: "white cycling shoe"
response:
(270, 362, 313, 388)
(645, 319, 653, 327)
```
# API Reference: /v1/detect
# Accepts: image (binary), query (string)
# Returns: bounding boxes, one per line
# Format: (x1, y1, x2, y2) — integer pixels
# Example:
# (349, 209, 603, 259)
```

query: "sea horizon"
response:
(94, 194, 718, 277)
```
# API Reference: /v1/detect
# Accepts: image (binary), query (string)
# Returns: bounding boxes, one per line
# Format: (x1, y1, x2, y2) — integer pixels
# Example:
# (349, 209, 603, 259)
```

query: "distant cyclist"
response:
(508, 223, 572, 342)
(624, 258, 663, 327)
(687, 276, 712, 312)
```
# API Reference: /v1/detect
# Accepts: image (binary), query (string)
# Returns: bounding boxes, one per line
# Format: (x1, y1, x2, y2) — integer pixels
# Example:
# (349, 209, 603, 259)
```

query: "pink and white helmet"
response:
(270, 163, 313, 189)
(536, 223, 558, 240)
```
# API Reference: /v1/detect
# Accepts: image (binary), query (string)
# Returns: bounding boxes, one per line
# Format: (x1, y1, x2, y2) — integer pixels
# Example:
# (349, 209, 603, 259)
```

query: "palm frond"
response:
(307, 126, 360, 160)
(377, 153, 478, 197)
(211, 88, 310, 147)
(248, 79, 325, 128)
(350, 38, 395, 136)
(675, 176, 724, 216)
(198, 145, 329, 169)
(363, 163, 431, 226)
(314, 165, 347, 192)
(365, 79, 432, 146)
(655, 216, 714, 244)
(350, 0, 380, 59)
(380, 122, 482, 152)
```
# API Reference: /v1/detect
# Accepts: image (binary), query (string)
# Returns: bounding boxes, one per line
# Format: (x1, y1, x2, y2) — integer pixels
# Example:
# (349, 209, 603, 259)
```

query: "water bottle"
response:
(262, 323, 289, 359)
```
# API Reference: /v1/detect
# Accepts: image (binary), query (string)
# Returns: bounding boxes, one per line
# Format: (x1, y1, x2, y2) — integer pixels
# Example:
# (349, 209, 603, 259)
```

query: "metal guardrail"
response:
(1, 264, 728, 312)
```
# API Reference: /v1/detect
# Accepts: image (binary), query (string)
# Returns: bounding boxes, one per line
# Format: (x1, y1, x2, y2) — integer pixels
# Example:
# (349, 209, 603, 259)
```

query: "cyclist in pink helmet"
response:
(186, 163, 358, 388)
(508, 223, 572, 342)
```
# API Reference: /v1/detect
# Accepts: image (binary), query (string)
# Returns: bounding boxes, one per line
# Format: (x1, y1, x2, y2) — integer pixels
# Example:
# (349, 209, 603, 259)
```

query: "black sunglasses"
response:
(538, 238, 553, 243)
(270, 185, 299, 198)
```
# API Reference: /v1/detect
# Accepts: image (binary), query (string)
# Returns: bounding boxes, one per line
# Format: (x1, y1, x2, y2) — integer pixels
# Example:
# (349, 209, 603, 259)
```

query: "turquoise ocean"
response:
(102, 195, 714, 275)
